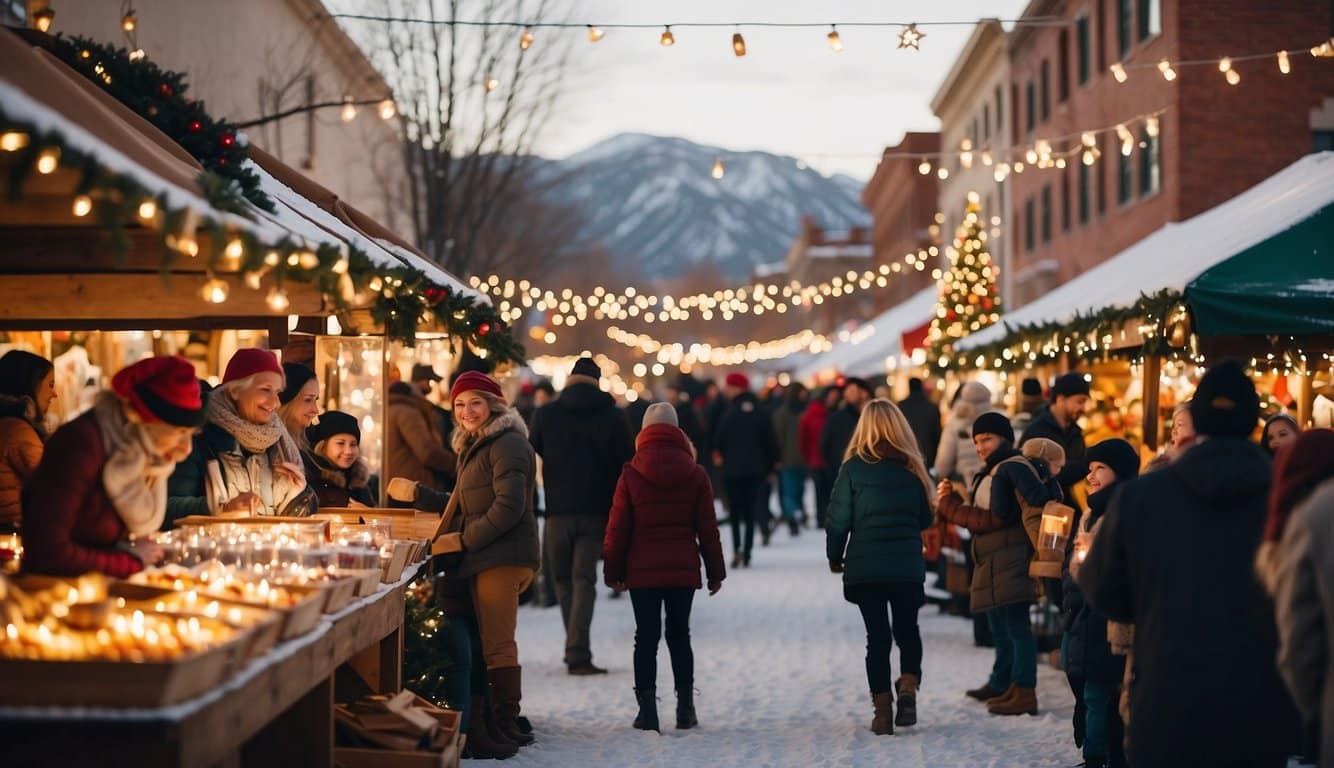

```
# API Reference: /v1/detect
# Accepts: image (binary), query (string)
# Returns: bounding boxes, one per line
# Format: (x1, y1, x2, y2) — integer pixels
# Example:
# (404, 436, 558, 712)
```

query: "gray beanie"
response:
(642, 401, 678, 428)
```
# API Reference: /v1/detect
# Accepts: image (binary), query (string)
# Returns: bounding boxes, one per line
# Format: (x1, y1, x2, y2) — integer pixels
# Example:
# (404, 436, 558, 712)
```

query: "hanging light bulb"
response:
(72, 195, 92, 217)
(201, 277, 229, 304)
(587, 25, 604, 42)
(897, 23, 925, 50)
(378, 99, 396, 119)
(121, 10, 136, 32)
(0, 132, 29, 152)
(1110, 62, 1128, 83)
(244, 271, 263, 290)
(732, 31, 747, 57)
(1157, 59, 1176, 81)
(660, 26, 675, 47)
(1025, 147, 1038, 164)
(331, 255, 349, 274)
(980, 150, 993, 166)
(918, 160, 931, 175)
(1225, 68, 1240, 85)
(35, 148, 59, 174)
(827, 26, 843, 52)
(1055, 157, 1067, 169)
(33, 8, 55, 32)
(1278, 50, 1291, 74)
(937, 167, 949, 180)
(485, 76, 499, 92)
(266, 287, 290, 312)
(264, 250, 281, 267)
(297, 251, 320, 270)
(1146, 115, 1160, 137)
(128, 48, 145, 61)
(340, 97, 357, 123)
(137, 200, 157, 221)
(711, 158, 725, 179)
(519, 27, 534, 50)
(224, 237, 244, 263)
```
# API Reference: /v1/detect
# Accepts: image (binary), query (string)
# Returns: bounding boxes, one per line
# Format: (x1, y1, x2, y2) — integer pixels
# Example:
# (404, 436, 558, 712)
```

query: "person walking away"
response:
(897, 378, 942, 469)
(603, 403, 726, 732)
(712, 373, 780, 568)
(1263, 429, 1334, 766)
(432, 371, 541, 746)
(826, 400, 935, 735)
(277, 363, 320, 450)
(772, 383, 808, 537)
(936, 412, 1059, 716)
(24, 357, 201, 577)
(302, 411, 377, 508)
(1079, 360, 1295, 768)
(386, 380, 456, 496)
(1063, 439, 1139, 768)
(529, 356, 634, 675)
(1019, 372, 1091, 507)
(800, 385, 840, 528)
(0, 350, 55, 532)
(933, 381, 993, 486)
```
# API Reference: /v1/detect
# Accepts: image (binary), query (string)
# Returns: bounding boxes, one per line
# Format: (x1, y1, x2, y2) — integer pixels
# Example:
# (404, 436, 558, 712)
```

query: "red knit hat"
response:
(113, 356, 206, 427)
(450, 370, 505, 404)
(223, 348, 284, 385)
(725, 372, 750, 390)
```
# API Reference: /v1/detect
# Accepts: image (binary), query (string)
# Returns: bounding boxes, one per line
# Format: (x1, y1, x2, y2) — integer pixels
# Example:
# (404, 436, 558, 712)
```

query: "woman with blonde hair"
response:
(826, 399, 935, 735)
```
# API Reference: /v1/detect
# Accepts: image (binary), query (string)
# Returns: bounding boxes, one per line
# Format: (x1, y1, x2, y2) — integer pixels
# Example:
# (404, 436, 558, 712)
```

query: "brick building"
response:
(861, 132, 941, 315)
(784, 217, 874, 334)
(1005, 0, 1334, 306)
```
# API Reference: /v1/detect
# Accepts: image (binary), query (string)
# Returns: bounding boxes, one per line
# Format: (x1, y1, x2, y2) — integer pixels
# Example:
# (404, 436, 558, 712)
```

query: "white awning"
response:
(958, 152, 1334, 351)
(794, 286, 938, 381)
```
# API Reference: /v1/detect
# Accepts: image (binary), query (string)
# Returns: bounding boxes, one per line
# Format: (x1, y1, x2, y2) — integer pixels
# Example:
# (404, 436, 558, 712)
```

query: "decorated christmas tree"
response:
(928, 195, 1002, 363)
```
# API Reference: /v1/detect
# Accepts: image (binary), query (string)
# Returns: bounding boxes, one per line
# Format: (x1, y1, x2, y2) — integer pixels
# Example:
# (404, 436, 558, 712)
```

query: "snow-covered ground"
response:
(491, 522, 1080, 767)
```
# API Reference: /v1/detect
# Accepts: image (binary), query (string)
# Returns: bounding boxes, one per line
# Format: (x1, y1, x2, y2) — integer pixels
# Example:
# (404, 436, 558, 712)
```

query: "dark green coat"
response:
(826, 456, 934, 586)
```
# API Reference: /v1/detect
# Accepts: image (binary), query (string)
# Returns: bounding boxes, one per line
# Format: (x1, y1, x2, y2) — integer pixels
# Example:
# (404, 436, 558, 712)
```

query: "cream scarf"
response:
(207, 386, 302, 465)
(92, 392, 175, 536)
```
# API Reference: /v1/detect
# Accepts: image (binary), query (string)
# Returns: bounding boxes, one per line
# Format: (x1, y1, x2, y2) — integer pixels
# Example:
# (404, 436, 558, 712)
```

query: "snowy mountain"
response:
(539, 133, 870, 280)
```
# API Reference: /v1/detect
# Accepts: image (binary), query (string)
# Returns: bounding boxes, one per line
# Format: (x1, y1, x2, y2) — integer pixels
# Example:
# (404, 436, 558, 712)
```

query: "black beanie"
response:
(972, 411, 1015, 443)
(570, 356, 601, 381)
(1087, 438, 1140, 481)
(306, 410, 360, 445)
(1190, 359, 1259, 438)
(279, 363, 317, 405)
(1021, 377, 1043, 397)
(1050, 372, 1091, 399)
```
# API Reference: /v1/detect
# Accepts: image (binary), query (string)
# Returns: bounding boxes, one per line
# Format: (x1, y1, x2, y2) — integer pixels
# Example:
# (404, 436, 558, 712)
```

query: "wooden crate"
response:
(108, 584, 285, 664)
(342, 569, 383, 598)
(118, 577, 327, 641)
(334, 696, 461, 768)
(320, 508, 438, 541)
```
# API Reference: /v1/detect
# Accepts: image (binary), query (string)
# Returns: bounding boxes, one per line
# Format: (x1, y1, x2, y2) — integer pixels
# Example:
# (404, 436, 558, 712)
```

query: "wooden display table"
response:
(0, 564, 422, 767)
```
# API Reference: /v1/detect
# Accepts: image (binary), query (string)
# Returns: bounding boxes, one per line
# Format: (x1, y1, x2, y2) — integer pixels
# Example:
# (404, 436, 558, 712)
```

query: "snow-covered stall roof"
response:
(794, 286, 938, 381)
(958, 152, 1334, 351)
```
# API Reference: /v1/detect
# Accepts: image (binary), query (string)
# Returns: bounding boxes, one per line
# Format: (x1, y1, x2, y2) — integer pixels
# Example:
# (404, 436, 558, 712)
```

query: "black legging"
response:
(629, 587, 696, 692)
(846, 582, 925, 695)
(724, 476, 763, 558)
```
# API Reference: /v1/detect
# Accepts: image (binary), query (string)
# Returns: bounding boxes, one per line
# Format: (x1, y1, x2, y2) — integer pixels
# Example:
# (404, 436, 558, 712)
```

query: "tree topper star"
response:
(898, 23, 925, 50)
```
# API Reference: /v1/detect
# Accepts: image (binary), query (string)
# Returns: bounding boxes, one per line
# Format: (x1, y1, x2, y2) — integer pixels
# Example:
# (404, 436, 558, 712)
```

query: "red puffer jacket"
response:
(798, 399, 829, 470)
(603, 424, 726, 590)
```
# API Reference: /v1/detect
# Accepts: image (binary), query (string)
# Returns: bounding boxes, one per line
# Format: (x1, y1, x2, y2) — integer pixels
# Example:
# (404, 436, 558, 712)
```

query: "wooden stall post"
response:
(1142, 355, 1162, 451)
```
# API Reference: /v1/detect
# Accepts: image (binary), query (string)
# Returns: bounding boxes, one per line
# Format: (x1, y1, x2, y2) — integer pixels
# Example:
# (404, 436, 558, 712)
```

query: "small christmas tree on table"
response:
(928, 195, 1002, 364)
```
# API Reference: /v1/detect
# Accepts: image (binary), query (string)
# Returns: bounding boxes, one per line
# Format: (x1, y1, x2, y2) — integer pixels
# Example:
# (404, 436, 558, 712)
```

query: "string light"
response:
(340, 97, 357, 122)
(200, 276, 229, 304)
(711, 157, 725, 179)
(918, 160, 931, 175)
(128, 49, 145, 61)
(827, 26, 843, 52)
(121, 10, 136, 32)
(35, 148, 59, 174)
(660, 26, 675, 46)
(1157, 58, 1177, 81)
(897, 24, 925, 50)
(484, 76, 499, 92)
(378, 99, 397, 119)
(732, 31, 747, 57)
(606, 326, 832, 367)
(1219, 57, 1240, 85)
(1278, 50, 1291, 73)
(1110, 62, 1128, 82)
(266, 287, 290, 311)
(33, 8, 55, 32)
(1145, 115, 1160, 138)
(224, 238, 244, 263)
(0, 132, 29, 152)
(588, 25, 605, 42)
(71, 195, 92, 217)
(137, 200, 157, 221)
(519, 27, 534, 50)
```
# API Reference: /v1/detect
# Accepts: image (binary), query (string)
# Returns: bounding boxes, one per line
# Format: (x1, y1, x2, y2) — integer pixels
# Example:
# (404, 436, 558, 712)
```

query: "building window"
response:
(1076, 15, 1092, 85)
(1139, 128, 1161, 196)
(1097, 142, 1107, 215)
(1079, 162, 1092, 224)
(1058, 30, 1071, 102)
(1040, 60, 1051, 122)
(1118, 149, 1133, 205)
(1024, 198, 1036, 252)
(1061, 170, 1071, 231)
(1316, 131, 1334, 152)
(1138, 0, 1161, 41)
(1026, 80, 1036, 134)
(1040, 184, 1052, 244)
(1118, 0, 1133, 58)
(983, 103, 992, 141)
(995, 86, 1004, 135)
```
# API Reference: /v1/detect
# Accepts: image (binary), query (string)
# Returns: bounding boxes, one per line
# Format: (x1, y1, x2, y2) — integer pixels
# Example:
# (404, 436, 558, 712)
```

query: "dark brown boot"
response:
(488, 666, 535, 746)
(895, 675, 918, 727)
(871, 692, 894, 735)
(985, 683, 1018, 706)
(464, 696, 518, 759)
(482, 696, 519, 748)
(964, 681, 1005, 701)
(987, 686, 1038, 716)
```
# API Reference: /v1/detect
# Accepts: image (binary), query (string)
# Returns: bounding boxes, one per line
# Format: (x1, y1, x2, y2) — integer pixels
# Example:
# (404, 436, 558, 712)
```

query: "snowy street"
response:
(498, 523, 1077, 767)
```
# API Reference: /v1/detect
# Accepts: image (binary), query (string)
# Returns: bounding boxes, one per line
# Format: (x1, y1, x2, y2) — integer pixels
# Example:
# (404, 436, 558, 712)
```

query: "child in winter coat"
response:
(826, 399, 935, 735)
(603, 402, 726, 733)
(937, 412, 1062, 717)
(1063, 438, 1140, 768)
(303, 411, 377, 508)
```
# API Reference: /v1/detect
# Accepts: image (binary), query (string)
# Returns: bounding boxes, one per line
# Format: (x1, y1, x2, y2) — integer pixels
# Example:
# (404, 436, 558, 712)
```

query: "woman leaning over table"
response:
(166, 348, 313, 525)
(23, 356, 202, 577)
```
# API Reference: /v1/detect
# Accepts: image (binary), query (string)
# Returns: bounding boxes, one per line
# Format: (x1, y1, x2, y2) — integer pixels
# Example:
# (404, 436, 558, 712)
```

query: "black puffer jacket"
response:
(1061, 485, 1122, 683)
(1078, 437, 1295, 768)
(529, 381, 634, 518)
(1019, 405, 1087, 499)
(713, 392, 780, 479)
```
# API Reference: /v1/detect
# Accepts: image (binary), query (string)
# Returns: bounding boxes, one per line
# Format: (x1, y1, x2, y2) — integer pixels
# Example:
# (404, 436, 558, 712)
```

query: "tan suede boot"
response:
(894, 675, 918, 727)
(984, 683, 1017, 706)
(987, 686, 1038, 716)
(870, 692, 894, 735)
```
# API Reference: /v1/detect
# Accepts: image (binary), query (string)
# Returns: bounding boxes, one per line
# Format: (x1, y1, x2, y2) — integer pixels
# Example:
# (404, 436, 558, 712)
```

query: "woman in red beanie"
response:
(167, 348, 312, 524)
(23, 356, 204, 577)
(431, 369, 540, 748)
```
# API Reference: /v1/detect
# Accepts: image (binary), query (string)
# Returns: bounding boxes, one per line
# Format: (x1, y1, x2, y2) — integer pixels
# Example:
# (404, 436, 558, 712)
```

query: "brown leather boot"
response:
(987, 686, 1038, 716)
(964, 681, 1005, 701)
(463, 696, 518, 759)
(894, 675, 918, 727)
(488, 666, 535, 746)
(870, 692, 894, 735)
(984, 683, 1018, 706)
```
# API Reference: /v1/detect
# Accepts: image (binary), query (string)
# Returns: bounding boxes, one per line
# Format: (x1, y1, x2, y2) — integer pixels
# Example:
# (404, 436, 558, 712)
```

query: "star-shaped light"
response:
(898, 23, 925, 50)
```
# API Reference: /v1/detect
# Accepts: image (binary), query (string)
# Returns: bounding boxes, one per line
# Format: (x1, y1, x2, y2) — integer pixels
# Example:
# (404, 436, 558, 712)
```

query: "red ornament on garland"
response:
(477, 323, 491, 336)
(158, 83, 173, 97)
(220, 133, 235, 147)
(187, 120, 202, 133)
(423, 287, 446, 303)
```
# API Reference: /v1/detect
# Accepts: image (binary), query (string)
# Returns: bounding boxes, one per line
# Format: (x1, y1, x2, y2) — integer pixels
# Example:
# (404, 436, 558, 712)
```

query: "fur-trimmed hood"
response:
(308, 451, 371, 490)
(0, 393, 45, 440)
(452, 408, 528, 458)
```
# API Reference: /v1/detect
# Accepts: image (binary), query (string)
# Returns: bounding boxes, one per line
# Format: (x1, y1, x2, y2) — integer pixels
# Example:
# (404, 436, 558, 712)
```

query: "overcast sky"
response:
(536, 0, 1030, 180)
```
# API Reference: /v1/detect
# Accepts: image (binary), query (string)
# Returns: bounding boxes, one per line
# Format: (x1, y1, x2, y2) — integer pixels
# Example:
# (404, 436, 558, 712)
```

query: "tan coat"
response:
(438, 409, 539, 580)
(0, 414, 43, 527)
(386, 390, 455, 488)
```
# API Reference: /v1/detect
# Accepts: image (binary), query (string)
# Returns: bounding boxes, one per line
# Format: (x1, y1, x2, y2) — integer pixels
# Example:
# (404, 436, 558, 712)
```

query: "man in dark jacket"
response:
(1019, 372, 1090, 503)
(666, 377, 708, 463)
(713, 372, 779, 568)
(819, 376, 872, 485)
(897, 377, 942, 467)
(1079, 361, 1295, 768)
(530, 356, 634, 675)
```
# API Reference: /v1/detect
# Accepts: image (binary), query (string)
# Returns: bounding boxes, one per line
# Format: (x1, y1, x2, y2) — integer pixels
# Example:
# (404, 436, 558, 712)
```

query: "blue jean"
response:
(1084, 675, 1115, 760)
(986, 602, 1037, 689)
(778, 467, 806, 522)
(437, 615, 486, 733)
